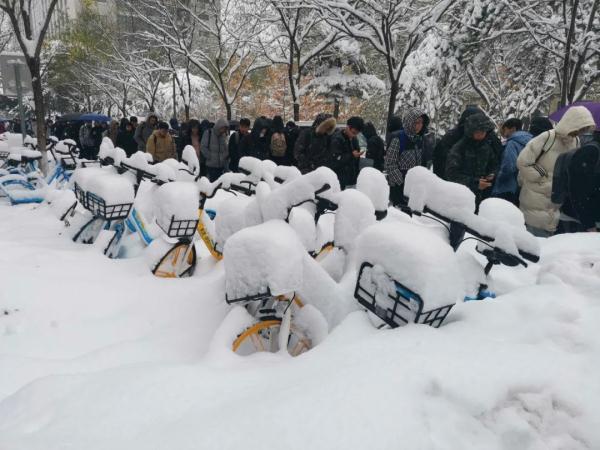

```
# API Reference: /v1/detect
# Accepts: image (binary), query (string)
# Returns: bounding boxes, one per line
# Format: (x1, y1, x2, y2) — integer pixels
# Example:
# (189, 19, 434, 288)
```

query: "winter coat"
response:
(445, 114, 499, 201)
(201, 117, 229, 169)
(294, 117, 337, 174)
(517, 106, 596, 232)
(146, 130, 177, 162)
(385, 108, 434, 187)
(366, 135, 385, 171)
(529, 116, 554, 138)
(568, 139, 600, 229)
(330, 128, 360, 188)
(228, 130, 248, 171)
(285, 126, 300, 165)
(134, 116, 157, 151)
(79, 124, 94, 148)
(433, 106, 483, 179)
(492, 130, 533, 195)
(116, 129, 137, 157)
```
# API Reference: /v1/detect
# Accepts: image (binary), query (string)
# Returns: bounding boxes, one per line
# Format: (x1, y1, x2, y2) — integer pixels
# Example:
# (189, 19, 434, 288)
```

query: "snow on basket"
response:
(224, 220, 305, 301)
(404, 166, 475, 221)
(334, 189, 376, 251)
(85, 174, 135, 220)
(154, 182, 199, 239)
(355, 222, 465, 328)
(356, 167, 389, 214)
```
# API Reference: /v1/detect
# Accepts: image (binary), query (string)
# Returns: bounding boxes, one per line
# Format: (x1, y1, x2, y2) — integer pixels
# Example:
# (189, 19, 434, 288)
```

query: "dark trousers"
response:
(207, 167, 224, 182)
(493, 191, 519, 206)
(389, 184, 405, 207)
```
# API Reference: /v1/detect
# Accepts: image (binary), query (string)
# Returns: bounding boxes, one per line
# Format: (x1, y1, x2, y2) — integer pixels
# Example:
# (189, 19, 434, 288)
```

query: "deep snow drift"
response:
(0, 202, 599, 450)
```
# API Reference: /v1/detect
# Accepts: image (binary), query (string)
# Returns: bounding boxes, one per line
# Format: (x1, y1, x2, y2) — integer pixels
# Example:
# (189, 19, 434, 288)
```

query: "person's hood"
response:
(529, 116, 553, 137)
(316, 117, 337, 136)
(402, 107, 429, 138)
(213, 118, 229, 135)
(555, 106, 596, 137)
(507, 130, 533, 146)
(464, 113, 494, 137)
(458, 106, 484, 128)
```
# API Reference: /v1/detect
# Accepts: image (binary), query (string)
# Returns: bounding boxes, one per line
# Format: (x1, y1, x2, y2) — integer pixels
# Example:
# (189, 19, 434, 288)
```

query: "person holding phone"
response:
(330, 116, 365, 189)
(445, 113, 500, 206)
(384, 107, 435, 206)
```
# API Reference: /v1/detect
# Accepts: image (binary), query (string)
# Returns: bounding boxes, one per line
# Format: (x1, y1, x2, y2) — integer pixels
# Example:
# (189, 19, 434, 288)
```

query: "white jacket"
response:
(517, 106, 596, 232)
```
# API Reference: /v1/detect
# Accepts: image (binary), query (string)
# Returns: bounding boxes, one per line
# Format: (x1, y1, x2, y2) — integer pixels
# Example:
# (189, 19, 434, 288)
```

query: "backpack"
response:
(270, 132, 287, 158)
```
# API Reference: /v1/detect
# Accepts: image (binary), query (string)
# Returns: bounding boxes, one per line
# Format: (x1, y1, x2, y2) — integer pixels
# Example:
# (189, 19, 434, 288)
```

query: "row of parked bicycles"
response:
(0, 134, 541, 357)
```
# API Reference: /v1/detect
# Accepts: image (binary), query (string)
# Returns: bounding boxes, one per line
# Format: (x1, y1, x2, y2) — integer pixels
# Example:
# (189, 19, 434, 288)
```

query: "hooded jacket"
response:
(492, 130, 533, 195)
(294, 115, 337, 174)
(517, 105, 596, 232)
(433, 106, 483, 178)
(135, 114, 158, 151)
(445, 113, 499, 199)
(568, 138, 600, 229)
(385, 107, 434, 187)
(146, 130, 176, 162)
(201, 117, 230, 169)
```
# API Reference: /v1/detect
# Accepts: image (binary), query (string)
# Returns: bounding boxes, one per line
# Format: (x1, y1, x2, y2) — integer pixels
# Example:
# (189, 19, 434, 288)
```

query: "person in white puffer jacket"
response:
(517, 106, 596, 237)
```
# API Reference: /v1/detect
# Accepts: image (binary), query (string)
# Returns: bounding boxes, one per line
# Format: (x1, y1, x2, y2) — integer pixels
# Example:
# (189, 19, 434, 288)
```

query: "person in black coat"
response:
(246, 117, 271, 160)
(116, 120, 138, 157)
(294, 113, 337, 174)
(229, 118, 251, 171)
(362, 122, 384, 171)
(529, 116, 554, 138)
(568, 131, 600, 232)
(433, 106, 484, 179)
(330, 116, 364, 188)
(285, 121, 299, 166)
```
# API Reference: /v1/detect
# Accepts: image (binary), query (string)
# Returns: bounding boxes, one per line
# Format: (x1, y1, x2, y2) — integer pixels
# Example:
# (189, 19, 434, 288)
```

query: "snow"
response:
(404, 166, 475, 219)
(0, 195, 600, 449)
(356, 167, 390, 212)
(154, 182, 199, 231)
(334, 189, 376, 251)
(288, 206, 317, 252)
(86, 173, 135, 206)
(224, 220, 306, 299)
(356, 221, 467, 309)
(259, 177, 316, 221)
(181, 145, 200, 175)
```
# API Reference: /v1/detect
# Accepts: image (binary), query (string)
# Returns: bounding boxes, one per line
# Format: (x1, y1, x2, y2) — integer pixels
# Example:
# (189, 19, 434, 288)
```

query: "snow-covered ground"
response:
(0, 202, 599, 449)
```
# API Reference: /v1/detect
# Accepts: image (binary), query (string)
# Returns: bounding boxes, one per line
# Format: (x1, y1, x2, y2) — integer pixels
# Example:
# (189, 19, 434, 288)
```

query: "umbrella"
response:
(56, 112, 84, 122)
(79, 113, 111, 123)
(549, 101, 600, 129)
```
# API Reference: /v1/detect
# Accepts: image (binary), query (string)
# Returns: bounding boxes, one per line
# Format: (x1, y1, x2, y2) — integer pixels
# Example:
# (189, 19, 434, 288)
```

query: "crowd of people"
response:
(46, 105, 599, 236)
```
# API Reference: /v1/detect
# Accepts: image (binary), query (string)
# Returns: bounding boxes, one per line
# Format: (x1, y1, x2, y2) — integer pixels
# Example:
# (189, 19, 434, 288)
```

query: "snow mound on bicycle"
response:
(356, 222, 466, 310)
(224, 220, 305, 300)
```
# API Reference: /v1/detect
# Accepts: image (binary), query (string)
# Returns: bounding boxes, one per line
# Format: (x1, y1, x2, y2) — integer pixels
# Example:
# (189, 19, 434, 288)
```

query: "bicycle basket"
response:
(158, 215, 199, 239)
(225, 288, 273, 305)
(60, 156, 77, 171)
(73, 182, 87, 209)
(0, 151, 9, 160)
(354, 262, 454, 329)
(85, 191, 133, 220)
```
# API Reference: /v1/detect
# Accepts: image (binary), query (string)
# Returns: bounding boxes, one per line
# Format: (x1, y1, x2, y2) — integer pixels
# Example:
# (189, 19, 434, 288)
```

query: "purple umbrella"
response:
(549, 101, 600, 128)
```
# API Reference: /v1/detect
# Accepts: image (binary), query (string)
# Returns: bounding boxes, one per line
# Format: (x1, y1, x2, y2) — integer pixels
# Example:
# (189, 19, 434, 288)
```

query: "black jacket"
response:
(568, 141, 600, 229)
(116, 130, 137, 157)
(330, 129, 360, 188)
(294, 117, 337, 174)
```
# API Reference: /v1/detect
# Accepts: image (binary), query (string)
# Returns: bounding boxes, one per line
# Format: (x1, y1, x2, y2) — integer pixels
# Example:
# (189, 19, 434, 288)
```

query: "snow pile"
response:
(224, 220, 306, 299)
(273, 165, 301, 183)
(153, 163, 177, 184)
(334, 189, 376, 251)
(356, 167, 389, 212)
(46, 189, 77, 220)
(154, 182, 199, 229)
(71, 166, 113, 192)
(289, 206, 317, 252)
(404, 166, 475, 219)
(259, 177, 316, 221)
(122, 151, 156, 175)
(214, 195, 252, 244)
(86, 173, 134, 205)
(356, 222, 466, 309)
(181, 146, 200, 175)
(303, 166, 341, 199)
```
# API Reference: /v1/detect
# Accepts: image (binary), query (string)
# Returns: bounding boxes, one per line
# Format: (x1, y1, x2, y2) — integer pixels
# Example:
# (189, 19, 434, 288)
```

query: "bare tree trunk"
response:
(560, 0, 579, 107)
(225, 103, 232, 121)
(387, 81, 399, 131)
(28, 59, 48, 174)
(333, 98, 340, 119)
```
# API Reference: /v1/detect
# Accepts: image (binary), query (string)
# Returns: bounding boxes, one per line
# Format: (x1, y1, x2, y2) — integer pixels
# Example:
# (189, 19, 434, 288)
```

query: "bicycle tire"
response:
(232, 319, 311, 356)
(152, 242, 197, 278)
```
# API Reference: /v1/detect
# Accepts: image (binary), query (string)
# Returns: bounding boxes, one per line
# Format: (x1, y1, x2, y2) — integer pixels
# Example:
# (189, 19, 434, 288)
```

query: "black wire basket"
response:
(354, 262, 454, 329)
(225, 288, 273, 305)
(73, 182, 88, 209)
(85, 191, 133, 220)
(60, 156, 77, 171)
(0, 151, 9, 160)
(157, 215, 199, 239)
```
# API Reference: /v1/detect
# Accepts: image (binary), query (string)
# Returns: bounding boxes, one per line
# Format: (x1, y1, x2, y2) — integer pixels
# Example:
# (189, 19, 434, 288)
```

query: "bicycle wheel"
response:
(152, 242, 197, 278)
(232, 319, 312, 357)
